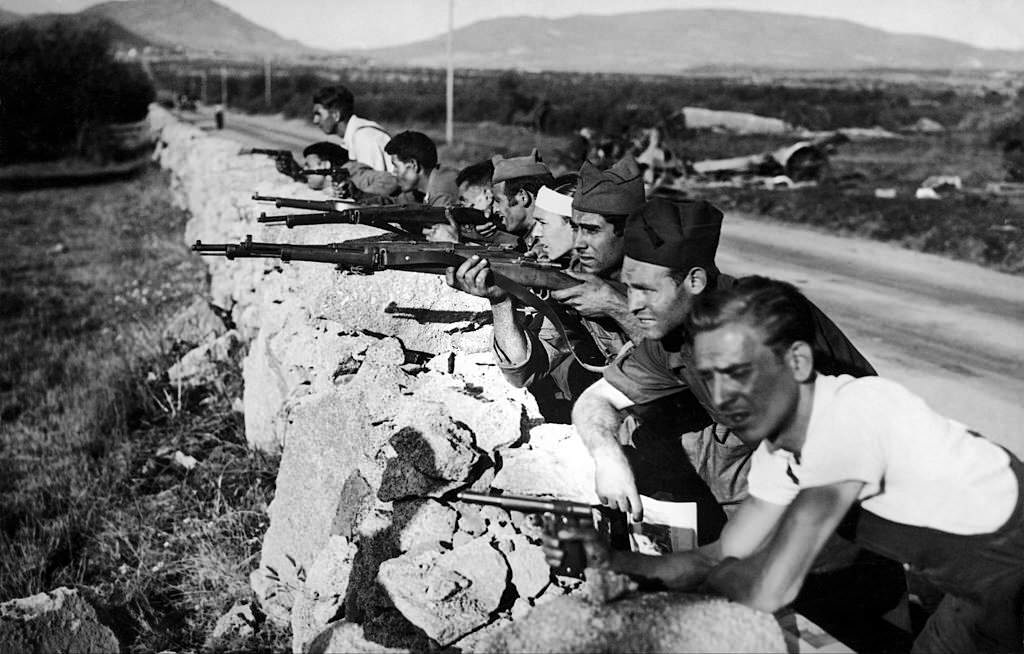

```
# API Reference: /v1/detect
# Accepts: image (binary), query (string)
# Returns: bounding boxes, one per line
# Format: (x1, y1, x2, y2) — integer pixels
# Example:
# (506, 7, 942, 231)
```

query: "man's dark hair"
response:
(553, 173, 579, 196)
(505, 174, 556, 202)
(456, 160, 494, 188)
(312, 86, 355, 121)
(685, 276, 815, 355)
(302, 141, 349, 165)
(385, 131, 438, 172)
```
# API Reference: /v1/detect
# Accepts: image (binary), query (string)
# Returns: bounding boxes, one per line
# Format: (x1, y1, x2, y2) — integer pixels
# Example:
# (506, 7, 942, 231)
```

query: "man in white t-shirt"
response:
(545, 276, 1024, 653)
(311, 85, 395, 174)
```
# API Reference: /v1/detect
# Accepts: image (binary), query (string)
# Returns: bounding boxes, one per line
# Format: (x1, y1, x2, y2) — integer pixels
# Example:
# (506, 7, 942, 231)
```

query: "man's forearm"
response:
(610, 549, 718, 591)
(491, 298, 529, 364)
(572, 386, 626, 457)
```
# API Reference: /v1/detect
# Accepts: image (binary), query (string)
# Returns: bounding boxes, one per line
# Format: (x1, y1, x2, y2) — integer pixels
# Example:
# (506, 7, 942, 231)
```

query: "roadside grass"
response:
(0, 168, 288, 652)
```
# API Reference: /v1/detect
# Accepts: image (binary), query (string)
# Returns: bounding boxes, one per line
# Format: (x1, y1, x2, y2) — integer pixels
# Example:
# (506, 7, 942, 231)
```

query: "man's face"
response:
(621, 256, 691, 340)
(391, 156, 421, 192)
(304, 154, 328, 190)
(693, 322, 800, 446)
(459, 182, 494, 213)
(571, 209, 623, 275)
(533, 208, 574, 261)
(494, 182, 531, 234)
(311, 103, 337, 135)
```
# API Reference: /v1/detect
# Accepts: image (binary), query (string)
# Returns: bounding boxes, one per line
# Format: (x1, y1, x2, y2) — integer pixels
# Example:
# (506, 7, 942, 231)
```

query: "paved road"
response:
(188, 108, 1024, 455)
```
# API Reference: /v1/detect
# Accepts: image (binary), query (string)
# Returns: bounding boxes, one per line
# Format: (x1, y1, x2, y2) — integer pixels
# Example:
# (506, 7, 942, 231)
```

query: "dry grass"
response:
(0, 168, 288, 652)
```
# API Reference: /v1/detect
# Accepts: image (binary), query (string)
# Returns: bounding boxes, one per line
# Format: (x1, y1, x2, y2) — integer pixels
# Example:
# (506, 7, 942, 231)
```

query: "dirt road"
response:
(719, 216, 1024, 455)
(188, 108, 1024, 455)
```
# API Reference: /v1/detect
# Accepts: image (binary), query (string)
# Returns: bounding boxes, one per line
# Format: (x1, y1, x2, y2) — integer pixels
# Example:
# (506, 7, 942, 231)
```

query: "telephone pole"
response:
(220, 66, 228, 106)
(445, 0, 454, 144)
(264, 56, 272, 107)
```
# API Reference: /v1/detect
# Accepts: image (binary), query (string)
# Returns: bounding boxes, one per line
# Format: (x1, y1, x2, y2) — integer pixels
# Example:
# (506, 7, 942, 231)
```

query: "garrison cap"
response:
(492, 149, 550, 183)
(624, 197, 723, 272)
(572, 154, 644, 216)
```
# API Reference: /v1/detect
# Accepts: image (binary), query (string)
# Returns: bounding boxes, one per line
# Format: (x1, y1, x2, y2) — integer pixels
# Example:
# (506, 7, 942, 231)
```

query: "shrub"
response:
(0, 18, 154, 163)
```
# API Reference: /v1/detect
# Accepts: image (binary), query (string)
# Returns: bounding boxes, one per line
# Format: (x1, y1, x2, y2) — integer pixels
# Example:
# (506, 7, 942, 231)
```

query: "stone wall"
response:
(151, 105, 785, 653)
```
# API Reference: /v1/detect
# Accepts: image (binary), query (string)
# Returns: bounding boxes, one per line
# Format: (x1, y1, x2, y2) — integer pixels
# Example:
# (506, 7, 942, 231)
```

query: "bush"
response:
(0, 19, 155, 164)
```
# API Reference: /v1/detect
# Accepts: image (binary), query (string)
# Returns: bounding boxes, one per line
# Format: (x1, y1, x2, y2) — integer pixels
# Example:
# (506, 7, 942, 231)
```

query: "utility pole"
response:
(220, 66, 228, 106)
(445, 0, 454, 145)
(264, 56, 272, 107)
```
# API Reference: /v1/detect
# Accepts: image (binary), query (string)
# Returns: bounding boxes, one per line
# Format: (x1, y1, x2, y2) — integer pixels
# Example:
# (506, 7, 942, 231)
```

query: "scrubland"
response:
(0, 169, 287, 651)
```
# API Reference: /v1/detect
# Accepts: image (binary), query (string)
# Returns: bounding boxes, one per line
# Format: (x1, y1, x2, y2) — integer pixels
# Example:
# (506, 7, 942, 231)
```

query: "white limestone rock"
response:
(0, 587, 118, 654)
(377, 536, 509, 647)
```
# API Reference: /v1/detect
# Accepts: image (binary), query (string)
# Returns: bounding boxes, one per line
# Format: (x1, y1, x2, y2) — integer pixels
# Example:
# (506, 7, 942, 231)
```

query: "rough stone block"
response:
(475, 592, 787, 653)
(0, 587, 119, 654)
(492, 425, 599, 503)
(167, 329, 239, 386)
(377, 536, 509, 646)
(162, 296, 226, 348)
(393, 499, 459, 552)
(291, 535, 359, 654)
(498, 534, 551, 600)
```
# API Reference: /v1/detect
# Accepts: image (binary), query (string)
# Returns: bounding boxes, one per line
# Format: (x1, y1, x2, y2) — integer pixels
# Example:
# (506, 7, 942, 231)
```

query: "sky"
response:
(3, 0, 1024, 51)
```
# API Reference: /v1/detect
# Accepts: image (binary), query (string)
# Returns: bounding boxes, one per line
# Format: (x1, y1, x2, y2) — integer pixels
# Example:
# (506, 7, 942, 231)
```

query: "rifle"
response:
(253, 200, 493, 228)
(239, 147, 295, 158)
(455, 491, 628, 578)
(191, 236, 607, 371)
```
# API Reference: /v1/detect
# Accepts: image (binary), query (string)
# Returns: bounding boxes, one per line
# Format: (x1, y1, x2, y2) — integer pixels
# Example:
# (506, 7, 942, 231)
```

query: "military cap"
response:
(535, 185, 573, 217)
(624, 197, 723, 271)
(492, 149, 550, 183)
(572, 154, 644, 216)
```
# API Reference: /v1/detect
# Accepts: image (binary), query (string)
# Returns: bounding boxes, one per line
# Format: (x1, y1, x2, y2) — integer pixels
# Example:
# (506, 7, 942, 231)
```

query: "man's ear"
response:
(517, 189, 532, 208)
(685, 267, 708, 295)
(787, 341, 815, 382)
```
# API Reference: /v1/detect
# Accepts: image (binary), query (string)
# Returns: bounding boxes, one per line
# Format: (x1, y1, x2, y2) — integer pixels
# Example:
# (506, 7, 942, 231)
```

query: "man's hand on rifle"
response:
(551, 272, 627, 318)
(446, 255, 508, 304)
(474, 220, 499, 238)
(542, 523, 611, 570)
(423, 214, 461, 243)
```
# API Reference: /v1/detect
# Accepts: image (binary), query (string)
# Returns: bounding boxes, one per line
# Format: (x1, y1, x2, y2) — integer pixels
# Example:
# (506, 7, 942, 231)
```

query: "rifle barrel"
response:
(455, 491, 595, 517)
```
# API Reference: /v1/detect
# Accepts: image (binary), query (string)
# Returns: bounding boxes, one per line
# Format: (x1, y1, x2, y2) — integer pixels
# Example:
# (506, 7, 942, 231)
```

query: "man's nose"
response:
(626, 290, 643, 314)
(710, 376, 732, 409)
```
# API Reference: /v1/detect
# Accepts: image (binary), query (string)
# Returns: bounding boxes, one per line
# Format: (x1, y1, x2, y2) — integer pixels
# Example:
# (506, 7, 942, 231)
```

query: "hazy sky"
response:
(4, 0, 1024, 51)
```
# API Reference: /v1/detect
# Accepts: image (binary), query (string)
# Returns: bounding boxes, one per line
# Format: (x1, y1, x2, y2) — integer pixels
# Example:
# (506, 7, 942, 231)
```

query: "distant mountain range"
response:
(3, 2, 1024, 71)
(360, 9, 1024, 72)
(0, 0, 318, 57)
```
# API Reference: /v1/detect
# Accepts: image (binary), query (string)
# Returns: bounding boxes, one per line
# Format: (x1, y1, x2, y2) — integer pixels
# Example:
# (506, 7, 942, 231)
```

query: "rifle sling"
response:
(380, 250, 607, 372)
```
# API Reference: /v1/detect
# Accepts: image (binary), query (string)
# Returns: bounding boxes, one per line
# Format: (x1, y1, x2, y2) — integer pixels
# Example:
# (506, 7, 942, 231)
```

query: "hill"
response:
(0, 8, 21, 24)
(3, 12, 153, 50)
(358, 9, 1024, 72)
(83, 0, 317, 56)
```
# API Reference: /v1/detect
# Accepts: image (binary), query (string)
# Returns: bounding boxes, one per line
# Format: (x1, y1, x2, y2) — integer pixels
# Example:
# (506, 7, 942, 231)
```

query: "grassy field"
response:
(0, 169, 287, 652)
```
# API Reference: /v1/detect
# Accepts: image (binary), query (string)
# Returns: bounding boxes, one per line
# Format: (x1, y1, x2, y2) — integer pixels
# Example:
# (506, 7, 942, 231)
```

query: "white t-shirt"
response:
(747, 374, 1017, 535)
(343, 115, 393, 173)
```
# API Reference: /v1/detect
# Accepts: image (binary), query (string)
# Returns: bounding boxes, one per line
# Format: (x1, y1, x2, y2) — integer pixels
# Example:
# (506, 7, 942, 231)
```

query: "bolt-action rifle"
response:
(455, 491, 628, 578)
(191, 236, 608, 371)
(253, 198, 492, 229)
